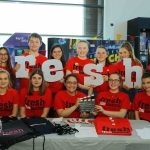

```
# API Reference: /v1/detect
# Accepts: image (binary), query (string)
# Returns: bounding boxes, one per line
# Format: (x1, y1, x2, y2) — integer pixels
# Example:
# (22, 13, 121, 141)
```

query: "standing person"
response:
(0, 47, 16, 88)
(0, 69, 19, 117)
(19, 69, 52, 118)
(48, 43, 66, 98)
(48, 43, 66, 117)
(66, 40, 94, 95)
(19, 33, 48, 91)
(54, 74, 90, 118)
(132, 70, 150, 121)
(94, 46, 118, 94)
(92, 72, 130, 118)
(115, 42, 143, 119)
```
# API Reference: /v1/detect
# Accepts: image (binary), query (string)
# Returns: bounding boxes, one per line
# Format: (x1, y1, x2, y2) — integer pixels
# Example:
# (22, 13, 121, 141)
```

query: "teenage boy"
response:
(132, 70, 150, 121)
(19, 33, 48, 91)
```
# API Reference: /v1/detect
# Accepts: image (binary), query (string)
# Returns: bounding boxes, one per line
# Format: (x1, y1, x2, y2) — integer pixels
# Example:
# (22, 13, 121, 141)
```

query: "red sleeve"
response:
(54, 92, 65, 110)
(131, 93, 139, 111)
(19, 88, 26, 107)
(121, 93, 131, 110)
(114, 62, 120, 72)
(66, 58, 73, 72)
(13, 89, 19, 104)
(95, 93, 101, 105)
(44, 88, 52, 108)
(111, 64, 119, 73)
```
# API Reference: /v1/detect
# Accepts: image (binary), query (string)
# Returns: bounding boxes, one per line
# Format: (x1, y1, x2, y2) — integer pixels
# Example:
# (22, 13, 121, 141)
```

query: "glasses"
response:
(66, 81, 77, 85)
(108, 79, 120, 83)
(0, 53, 8, 57)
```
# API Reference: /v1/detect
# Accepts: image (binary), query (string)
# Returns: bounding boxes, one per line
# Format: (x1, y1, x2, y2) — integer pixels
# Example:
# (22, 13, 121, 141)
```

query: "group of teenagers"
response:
(0, 33, 150, 122)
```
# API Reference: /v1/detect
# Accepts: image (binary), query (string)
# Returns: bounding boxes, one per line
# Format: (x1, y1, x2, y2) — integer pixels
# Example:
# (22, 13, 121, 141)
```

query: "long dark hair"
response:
(95, 46, 110, 66)
(64, 73, 78, 83)
(49, 43, 66, 67)
(27, 68, 46, 95)
(142, 69, 150, 79)
(0, 47, 16, 88)
(64, 74, 78, 91)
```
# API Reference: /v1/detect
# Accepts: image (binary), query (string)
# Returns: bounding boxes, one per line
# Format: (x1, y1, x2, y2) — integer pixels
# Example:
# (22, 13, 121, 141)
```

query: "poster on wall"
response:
(48, 38, 134, 63)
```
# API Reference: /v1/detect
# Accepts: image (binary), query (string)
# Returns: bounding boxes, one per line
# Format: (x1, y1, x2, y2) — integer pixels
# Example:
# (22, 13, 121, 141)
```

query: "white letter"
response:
(42, 59, 63, 82)
(83, 64, 103, 86)
(123, 58, 142, 88)
(15, 55, 36, 78)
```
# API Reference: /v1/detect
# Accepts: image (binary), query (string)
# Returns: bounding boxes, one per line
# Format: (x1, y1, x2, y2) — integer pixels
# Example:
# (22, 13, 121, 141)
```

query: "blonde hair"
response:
(118, 42, 142, 66)
(0, 69, 12, 88)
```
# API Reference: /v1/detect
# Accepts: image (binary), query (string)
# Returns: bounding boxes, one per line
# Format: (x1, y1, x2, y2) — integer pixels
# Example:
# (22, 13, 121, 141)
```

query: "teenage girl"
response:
(0, 69, 19, 117)
(20, 68, 52, 118)
(92, 72, 130, 118)
(0, 47, 16, 88)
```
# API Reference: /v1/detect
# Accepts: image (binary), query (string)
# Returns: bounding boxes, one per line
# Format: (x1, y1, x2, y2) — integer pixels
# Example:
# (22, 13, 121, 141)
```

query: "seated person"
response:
(0, 69, 19, 117)
(92, 72, 130, 118)
(19, 68, 52, 118)
(54, 74, 90, 118)
(132, 70, 150, 121)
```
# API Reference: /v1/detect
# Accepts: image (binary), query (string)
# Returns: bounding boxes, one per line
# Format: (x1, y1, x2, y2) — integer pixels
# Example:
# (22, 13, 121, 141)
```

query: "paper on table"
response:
(75, 127, 98, 138)
(52, 117, 63, 124)
(136, 128, 150, 139)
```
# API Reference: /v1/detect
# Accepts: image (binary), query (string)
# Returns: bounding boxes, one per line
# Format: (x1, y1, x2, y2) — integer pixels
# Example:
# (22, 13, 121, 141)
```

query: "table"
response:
(8, 120, 150, 150)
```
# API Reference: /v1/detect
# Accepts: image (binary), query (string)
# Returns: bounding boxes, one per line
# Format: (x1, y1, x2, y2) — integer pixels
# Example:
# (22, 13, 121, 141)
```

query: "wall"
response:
(104, 0, 150, 40)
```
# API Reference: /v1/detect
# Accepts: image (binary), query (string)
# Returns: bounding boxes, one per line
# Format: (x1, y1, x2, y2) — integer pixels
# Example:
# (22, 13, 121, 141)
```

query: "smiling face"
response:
(0, 49, 8, 64)
(119, 47, 131, 59)
(64, 76, 78, 95)
(28, 37, 42, 52)
(108, 74, 121, 93)
(0, 72, 9, 89)
(31, 73, 43, 89)
(52, 47, 62, 60)
(96, 48, 108, 63)
(142, 77, 150, 93)
(77, 42, 89, 59)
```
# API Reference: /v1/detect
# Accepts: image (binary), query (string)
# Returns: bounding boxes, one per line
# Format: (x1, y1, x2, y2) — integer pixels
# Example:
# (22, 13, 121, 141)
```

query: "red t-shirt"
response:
(95, 90, 130, 117)
(94, 64, 118, 93)
(48, 66, 66, 93)
(115, 60, 143, 83)
(0, 88, 19, 116)
(147, 65, 150, 70)
(19, 88, 52, 117)
(19, 53, 48, 91)
(0, 66, 16, 74)
(66, 56, 94, 85)
(132, 92, 150, 121)
(54, 90, 86, 118)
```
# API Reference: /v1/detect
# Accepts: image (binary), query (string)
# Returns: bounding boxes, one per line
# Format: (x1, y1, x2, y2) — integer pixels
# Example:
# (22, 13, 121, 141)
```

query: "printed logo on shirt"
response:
(25, 104, 31, 109)
(102, 126, 130, 134)
(139, 108, 144, 113)
(73, 70, 79, 74)
(100, 101, 106, 106)
(0, 101, 13, 111)
(138, 100, 150, 113)
(73, 64, 84, 74)
(99, 97, 121, 107)
(65, 101, 79, 112)
(2, 129, 24, 135)
(25, 98, 45, 110)
(25, 62, 42, 74)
